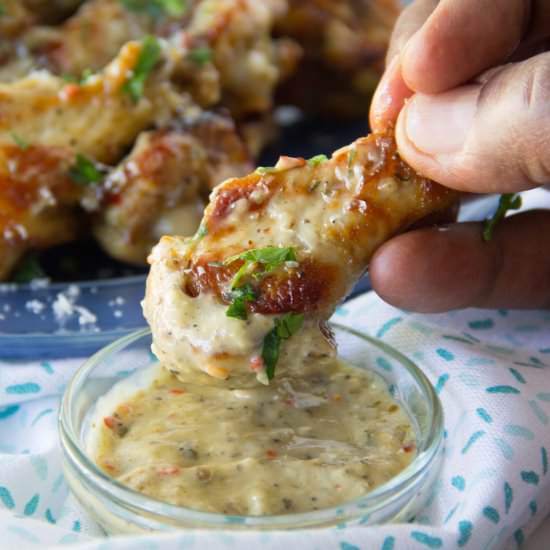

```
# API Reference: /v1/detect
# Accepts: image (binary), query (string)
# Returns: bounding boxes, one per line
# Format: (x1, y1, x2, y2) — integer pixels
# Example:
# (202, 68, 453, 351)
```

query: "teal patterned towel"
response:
(1, 291, 549, 549)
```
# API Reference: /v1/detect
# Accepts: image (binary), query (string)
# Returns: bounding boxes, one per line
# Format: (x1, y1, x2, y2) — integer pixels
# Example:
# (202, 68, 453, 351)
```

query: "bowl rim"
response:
(59, 323, 444, 528)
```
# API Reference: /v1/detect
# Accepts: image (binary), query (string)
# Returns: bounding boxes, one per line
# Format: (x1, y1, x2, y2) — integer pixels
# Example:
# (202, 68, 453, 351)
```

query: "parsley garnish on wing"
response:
(63, 68, 94, 84)
(193, 223, 208, 240)
(307, 154, 328, 167)
(483, 193, 522, 241)
(189, 47, 213, 65)
(69, 154, 106, 186)
(224, 246, 297, 289)
(120, 0, 186, 17)
(122, 36, 162, 102)
(10, 132, 29, 150)
(262, 313, 304, 380)
(226, 284, 256, 320)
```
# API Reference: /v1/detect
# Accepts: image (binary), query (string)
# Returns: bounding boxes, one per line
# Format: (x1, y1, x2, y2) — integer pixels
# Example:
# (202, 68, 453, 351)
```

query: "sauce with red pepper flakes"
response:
(90, 353, 416, 516)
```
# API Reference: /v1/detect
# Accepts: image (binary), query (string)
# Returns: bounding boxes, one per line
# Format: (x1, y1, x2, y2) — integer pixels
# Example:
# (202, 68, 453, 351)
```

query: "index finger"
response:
(370, 0, 437, 130)
(401, 0, 530, 93)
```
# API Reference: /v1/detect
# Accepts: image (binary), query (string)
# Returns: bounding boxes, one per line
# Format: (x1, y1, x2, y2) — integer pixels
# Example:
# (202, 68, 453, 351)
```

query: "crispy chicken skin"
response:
(0, 40, 188, 163)
(94, 111, 253, 264)
(143, 131, 458, 384)
(0, 0, 294, 118)
(0, 39, 188, 277)
(0, 145, 81, 279)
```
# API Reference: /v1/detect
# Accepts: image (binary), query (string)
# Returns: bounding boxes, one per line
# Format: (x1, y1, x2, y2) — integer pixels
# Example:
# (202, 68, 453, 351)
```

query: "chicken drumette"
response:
(143, 131, 458, 385)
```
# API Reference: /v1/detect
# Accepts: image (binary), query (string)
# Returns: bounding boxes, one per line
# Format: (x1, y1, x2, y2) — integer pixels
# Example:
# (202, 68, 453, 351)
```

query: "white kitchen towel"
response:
(1, 291, 549, 550)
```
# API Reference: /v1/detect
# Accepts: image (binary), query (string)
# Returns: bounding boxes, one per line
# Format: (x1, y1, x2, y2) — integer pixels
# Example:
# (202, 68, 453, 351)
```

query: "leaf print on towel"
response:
(504, 482, 513, 514)
(0, 405, 20, 419)
(5, 383, 41, 395)
(457, 520, 473, 547)
(411, 531, 443, 548)
(468, 319, 494, 330)
(483, 506, 500, 524)
(23, 494, 39, 516)
(520, 471, 539, 485)
(0, 487, 15, 509)
(376, 317, 402, 338)
(462, 431, 486, 454)
(436, 348, 455, 361)
(486, 386, 520, 395)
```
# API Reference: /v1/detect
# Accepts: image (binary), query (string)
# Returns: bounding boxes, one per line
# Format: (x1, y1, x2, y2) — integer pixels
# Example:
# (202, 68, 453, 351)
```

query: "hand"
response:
(368, 0, 550, 312)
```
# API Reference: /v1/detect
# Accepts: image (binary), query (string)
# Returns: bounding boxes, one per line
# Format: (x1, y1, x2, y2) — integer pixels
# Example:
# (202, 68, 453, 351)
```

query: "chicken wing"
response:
(0, 39, 188, 163)
(1, 0, 294, 118)
(143, 131, 458, 385)
(93, 111, 253, 264)
(0, 38, 188, 277)
(0, 144, 81, 279)
(275, 0, 400, 116)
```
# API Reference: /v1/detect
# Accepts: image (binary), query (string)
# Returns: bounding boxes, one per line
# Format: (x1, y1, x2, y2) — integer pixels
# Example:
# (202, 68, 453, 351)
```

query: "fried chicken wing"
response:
(93, 111, 252, 264)
(143, 131, 458, 385)
(0, 145, 81, 279)
(0, 38, 189, 278)
(275, 0, 400, 116)
(1, 0, 294, 118)
(0, 39, 187, 163)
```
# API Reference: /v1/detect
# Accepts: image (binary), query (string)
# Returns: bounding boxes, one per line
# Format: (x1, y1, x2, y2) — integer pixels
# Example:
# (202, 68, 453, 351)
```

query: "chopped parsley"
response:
(120, 0, 186, 18)
(189, 47, 213, 66)
(226, 284, 256, 320)
(12, 254, 46, 283)
(224, 246, 297, 289)
(193, 223, 208, 240)
(483, 193, 522, 241)
(63, 68, 94, 84)
(122, 36, 162, 102)
(262, 313, 304, 380)
(69, 154, 106, 186)
(307, 154, 328, 167)
(10, 132, 29, 150)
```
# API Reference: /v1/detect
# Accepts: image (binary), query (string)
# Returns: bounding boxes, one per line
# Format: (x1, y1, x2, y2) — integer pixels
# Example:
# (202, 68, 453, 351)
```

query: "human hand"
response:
(368, 0, 550, 312)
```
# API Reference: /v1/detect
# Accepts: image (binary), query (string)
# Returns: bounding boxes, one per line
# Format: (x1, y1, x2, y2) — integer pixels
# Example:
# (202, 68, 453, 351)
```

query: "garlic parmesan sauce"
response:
(89, 337, 416, 516)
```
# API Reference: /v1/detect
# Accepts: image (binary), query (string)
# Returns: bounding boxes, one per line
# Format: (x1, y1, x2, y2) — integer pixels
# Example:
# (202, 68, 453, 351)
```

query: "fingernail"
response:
(370, 56, 411, 131)
(402, 85, 481, 155)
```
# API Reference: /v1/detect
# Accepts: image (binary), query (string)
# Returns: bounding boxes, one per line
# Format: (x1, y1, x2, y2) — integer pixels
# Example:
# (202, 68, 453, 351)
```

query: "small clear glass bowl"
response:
(59, 324, 444, 534)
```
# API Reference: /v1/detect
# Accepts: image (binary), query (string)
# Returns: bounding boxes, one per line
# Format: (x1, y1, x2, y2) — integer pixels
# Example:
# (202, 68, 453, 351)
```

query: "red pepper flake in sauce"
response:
(402, 443, 416, 453)
(266, 449, 278, 460)
(59, 83, 81, 102)
(169, 388, 186, 395)
(103, 416, 128, 437)
(158, 466, 180, 476)
(103, 461, 117, 473)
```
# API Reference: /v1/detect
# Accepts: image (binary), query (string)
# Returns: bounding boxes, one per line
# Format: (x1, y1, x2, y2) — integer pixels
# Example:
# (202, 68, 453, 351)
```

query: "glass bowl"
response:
(59, 324, 444, 534)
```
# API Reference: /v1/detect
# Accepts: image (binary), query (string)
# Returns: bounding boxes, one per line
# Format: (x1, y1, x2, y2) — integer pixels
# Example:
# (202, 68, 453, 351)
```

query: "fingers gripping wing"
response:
(144, 132, 458, 383)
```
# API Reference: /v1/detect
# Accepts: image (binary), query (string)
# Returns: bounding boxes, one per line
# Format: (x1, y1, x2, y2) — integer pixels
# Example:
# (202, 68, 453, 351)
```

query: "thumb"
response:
(395, 52, 550, 193)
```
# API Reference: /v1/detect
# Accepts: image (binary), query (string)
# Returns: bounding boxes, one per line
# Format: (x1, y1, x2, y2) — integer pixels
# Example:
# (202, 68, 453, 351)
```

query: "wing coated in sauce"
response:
(144, 131, 458, 383)
(94, 112, 253, 264)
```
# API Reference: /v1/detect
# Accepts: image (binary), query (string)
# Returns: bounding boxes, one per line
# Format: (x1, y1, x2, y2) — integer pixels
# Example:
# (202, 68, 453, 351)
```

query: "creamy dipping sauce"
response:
(90, 356, 416, 516)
